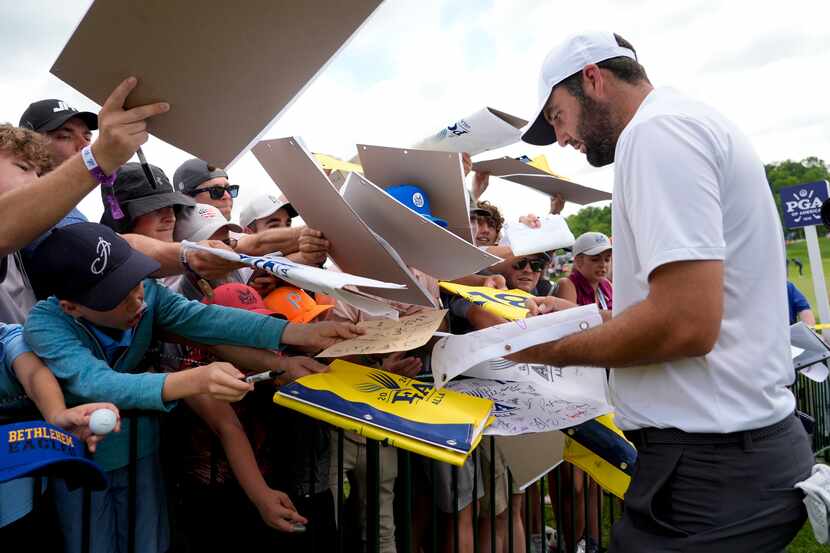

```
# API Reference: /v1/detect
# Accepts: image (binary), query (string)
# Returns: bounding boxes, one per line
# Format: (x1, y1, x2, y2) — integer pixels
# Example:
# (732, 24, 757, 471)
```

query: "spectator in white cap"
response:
(239, 192, 298, 233)
(556, 232, 612, 310)
(513, 31, 812, 552)
(170, 204, 246, 301)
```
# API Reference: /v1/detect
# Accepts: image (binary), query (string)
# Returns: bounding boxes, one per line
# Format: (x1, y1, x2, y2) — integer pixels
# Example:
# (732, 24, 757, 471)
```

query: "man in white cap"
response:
(170, 204, 246, 301)
(239, 192, 298, 233)
(514, 32, 811, 551)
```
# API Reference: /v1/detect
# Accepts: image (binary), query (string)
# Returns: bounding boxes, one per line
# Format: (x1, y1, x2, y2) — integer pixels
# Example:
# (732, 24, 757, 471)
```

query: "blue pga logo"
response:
(780, 180, 830, 229)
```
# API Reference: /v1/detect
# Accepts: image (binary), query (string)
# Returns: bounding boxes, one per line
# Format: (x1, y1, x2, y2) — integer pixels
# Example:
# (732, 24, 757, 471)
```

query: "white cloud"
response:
(1, 0, 828, 226)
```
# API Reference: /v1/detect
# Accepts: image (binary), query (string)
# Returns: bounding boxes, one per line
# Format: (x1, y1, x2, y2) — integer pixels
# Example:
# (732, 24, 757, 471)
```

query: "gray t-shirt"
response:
(0, 252, 37, 324)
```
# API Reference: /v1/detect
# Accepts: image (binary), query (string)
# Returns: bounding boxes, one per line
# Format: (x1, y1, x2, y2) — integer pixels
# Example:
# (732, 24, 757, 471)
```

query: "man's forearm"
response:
(0, 154, 97, 255)
(514, 299, 704, 368)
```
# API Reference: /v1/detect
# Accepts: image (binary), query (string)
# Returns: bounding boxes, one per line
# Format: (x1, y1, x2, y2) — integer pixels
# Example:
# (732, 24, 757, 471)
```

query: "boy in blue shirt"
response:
(24, 222, 360, 553)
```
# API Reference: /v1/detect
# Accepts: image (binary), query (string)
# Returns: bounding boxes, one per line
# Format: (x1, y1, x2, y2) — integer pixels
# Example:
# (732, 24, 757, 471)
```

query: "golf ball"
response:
(89, 408, 117, 435)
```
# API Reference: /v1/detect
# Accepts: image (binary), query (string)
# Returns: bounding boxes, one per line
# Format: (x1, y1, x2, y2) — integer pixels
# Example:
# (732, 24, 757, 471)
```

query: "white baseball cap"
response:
(572, 232, 612, 256)
(522, 31, 637, 146)
(239, 192, 297, 229)
(174, 204, 243, 242)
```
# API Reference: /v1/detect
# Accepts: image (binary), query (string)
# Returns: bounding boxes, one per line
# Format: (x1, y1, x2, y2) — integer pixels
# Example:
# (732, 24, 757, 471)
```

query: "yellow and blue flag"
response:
(274, 360, 494, 466)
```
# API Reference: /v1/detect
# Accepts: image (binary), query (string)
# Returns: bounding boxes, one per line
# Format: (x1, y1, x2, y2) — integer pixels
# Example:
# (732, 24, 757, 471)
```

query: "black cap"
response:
(100, 163, 195, 232)
(173, 158, 228, 195)
(32, 223, 160, 311)
(19, 99, 98, 134)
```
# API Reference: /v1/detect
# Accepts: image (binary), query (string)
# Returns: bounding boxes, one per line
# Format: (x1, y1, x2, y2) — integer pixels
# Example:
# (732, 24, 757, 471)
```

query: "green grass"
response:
(786, 236, 830, 320)
(542, 499, 824, 552)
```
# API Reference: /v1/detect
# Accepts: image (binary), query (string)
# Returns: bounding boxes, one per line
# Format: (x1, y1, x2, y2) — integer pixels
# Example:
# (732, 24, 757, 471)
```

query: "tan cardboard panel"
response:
(341, 173, 500, 280)
(473, 157, 612, 205)
(357, 144, 474, 242)
(252, 137, 437, 307)
(51, 0, 381, 167)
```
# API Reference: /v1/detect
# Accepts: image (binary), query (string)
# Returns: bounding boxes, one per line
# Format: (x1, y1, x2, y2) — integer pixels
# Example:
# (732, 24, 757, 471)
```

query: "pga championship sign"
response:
(780, 180, 830, 229)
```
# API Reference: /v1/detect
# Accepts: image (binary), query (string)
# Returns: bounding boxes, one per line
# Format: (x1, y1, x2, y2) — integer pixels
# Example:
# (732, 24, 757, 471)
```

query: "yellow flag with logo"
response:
(439, 282, 532, 320)
(274, 360, 494, 466)
(562, 413, 637, 499)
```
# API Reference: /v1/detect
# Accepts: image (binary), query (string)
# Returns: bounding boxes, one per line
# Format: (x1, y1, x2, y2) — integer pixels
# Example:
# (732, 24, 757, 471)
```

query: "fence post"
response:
(128, 413, 138, 553)
(366, 439, 380, 553)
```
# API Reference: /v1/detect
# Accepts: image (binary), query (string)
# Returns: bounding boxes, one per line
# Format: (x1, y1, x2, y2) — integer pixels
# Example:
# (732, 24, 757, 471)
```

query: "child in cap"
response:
(169, 283, 310, 550)
(23, 223, 360, 553)
(0, 323, 119, 540)
(99, 162, 195, 239)
(264, 286, 333, 323)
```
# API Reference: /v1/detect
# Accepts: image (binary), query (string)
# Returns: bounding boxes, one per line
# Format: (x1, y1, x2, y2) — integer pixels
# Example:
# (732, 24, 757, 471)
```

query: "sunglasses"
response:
(191, 184, 239, 200)
(221, 237, 238, 249)
(512, 258, 546, 272)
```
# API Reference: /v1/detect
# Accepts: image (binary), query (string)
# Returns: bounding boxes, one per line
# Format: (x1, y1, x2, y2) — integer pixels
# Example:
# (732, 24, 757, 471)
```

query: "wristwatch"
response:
(81, 145, 123, 219)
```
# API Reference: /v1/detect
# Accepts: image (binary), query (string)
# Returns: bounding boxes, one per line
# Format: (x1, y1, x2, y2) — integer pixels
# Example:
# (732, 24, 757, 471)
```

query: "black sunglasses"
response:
(190, 184, 239, 200)
(512, 258, 546, 272)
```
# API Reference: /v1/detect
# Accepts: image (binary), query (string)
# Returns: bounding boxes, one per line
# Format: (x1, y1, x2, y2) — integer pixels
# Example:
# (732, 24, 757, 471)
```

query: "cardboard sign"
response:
(252, 137, 438, 307)
(472, 156, 611, 205)
(411, 107, 528, 156)
(357, 144, 474, 242)
(51, 0, 382, 167)
(341, 173, 501, 280)
(495, 432, 565, 491)
(317, 309, 447, 358)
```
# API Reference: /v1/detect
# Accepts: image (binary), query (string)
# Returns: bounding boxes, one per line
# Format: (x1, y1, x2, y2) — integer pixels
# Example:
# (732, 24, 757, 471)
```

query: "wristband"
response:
(81, 145, 123, 219)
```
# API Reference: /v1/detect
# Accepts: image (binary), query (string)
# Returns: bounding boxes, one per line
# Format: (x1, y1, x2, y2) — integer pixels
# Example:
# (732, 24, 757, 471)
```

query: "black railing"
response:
(6, 370, 828, 553)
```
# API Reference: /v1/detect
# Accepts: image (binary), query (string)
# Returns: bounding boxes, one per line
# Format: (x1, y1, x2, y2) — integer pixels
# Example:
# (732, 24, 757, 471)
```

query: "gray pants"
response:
(610, 414, 812, 553)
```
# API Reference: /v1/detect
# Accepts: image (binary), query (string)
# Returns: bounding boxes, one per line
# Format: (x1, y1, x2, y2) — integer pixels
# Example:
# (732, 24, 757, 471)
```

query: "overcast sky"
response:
(1, 0, 828, 225)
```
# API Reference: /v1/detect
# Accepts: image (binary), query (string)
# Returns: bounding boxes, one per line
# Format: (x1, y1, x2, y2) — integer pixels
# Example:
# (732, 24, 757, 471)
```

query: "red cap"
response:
(202, 282, 280, 317)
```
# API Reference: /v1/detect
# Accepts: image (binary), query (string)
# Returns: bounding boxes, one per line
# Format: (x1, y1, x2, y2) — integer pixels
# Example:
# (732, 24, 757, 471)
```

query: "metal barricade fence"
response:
(791, 371, 830, 457)
(8, 373, 830, 551)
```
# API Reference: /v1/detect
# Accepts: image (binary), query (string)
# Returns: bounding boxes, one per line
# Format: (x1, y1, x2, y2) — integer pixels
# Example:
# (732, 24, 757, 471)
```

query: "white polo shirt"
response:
(609, 87, 795, 433)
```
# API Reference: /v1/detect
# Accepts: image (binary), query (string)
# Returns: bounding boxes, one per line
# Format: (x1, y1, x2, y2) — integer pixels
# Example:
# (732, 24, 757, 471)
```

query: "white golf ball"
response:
(89, 409, 117, 435)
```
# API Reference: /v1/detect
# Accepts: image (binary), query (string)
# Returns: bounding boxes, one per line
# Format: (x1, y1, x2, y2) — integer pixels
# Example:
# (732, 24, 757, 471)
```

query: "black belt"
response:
(624, 413, 794, 448)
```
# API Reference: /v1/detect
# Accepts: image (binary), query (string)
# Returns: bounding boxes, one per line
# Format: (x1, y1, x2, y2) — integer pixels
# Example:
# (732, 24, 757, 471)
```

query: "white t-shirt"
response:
(609, 87, 794, 433)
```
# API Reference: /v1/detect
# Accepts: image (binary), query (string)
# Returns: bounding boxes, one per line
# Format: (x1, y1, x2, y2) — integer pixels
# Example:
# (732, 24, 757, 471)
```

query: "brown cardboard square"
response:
(357, 144, 474, 242)
(51, 0, 381, 167)
(341, 172, 501, 280)
(473, 157, 612, 205)
(495, 431, 565, 491)
(252, 137, 437, 308)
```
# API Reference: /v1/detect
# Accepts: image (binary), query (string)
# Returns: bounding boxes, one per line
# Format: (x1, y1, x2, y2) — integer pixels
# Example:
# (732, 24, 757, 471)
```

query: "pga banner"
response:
(780, 180, 830, 229)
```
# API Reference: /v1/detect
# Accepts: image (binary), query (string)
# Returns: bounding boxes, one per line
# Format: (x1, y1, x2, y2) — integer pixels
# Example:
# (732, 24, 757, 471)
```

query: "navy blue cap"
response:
(0, 421, 106, 490)
(386, 184, 448, 228)
(32, 223, 160, 311)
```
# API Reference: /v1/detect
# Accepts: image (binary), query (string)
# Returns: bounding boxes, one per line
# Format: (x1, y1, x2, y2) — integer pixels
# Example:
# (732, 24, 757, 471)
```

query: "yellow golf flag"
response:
(274, 360, 494, 466)
(439, 282, 532, 320)
(562, 413, 637, 499)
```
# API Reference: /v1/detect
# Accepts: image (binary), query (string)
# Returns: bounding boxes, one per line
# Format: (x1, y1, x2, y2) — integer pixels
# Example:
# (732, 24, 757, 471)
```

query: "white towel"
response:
(794, 464, 830, 544)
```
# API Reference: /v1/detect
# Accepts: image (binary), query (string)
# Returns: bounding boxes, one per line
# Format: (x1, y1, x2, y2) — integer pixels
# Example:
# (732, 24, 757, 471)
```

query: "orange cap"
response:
(264, 286, 333, 323)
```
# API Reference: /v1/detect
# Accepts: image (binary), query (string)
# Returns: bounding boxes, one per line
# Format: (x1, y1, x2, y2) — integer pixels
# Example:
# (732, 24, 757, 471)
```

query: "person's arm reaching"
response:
(799, 309, 817, 326)
(185, 395, 307, 532)
(0, 77, 168, 255)
(513, 260, 723, 367)
(12, 351, 121, 452)
(122, 235, 242, 279)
